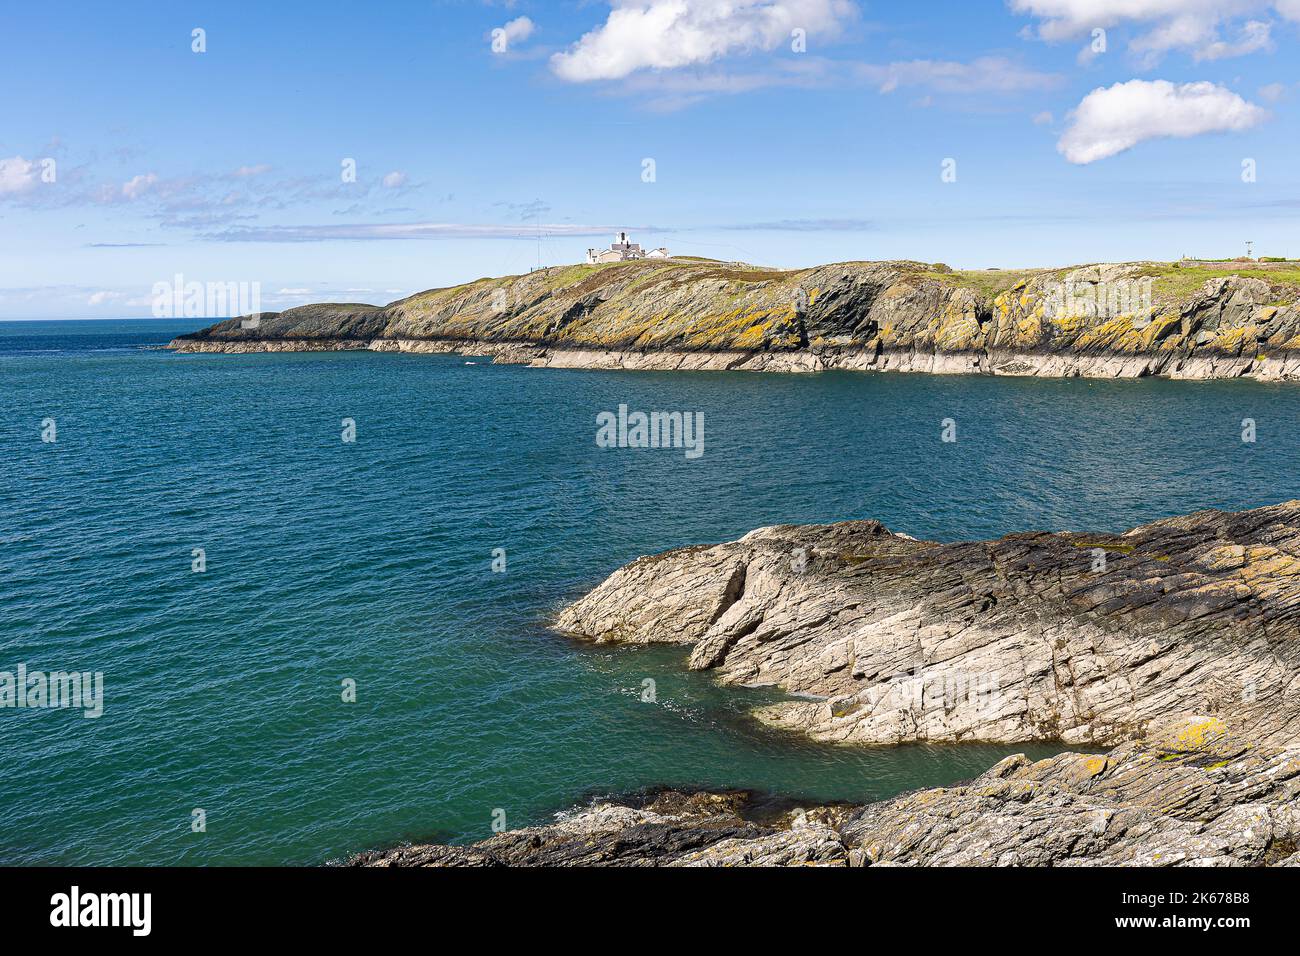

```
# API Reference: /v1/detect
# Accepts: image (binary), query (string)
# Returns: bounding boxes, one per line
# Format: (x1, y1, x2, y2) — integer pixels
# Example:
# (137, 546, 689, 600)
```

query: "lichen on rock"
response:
(170, 258, 1300, 381)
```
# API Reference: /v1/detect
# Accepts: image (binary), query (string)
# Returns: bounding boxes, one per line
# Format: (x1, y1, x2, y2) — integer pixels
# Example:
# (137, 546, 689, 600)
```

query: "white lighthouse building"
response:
(586, 231, 669, 264)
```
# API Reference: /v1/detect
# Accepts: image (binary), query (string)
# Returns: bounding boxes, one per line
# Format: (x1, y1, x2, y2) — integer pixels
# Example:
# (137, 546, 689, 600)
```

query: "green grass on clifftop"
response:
(1136, 263, 1300, 304)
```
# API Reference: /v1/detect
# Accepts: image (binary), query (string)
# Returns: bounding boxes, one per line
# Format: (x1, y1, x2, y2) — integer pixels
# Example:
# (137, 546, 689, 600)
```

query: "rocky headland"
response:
(172, 257, 1300, 381)
(355, 501, 1300, 866)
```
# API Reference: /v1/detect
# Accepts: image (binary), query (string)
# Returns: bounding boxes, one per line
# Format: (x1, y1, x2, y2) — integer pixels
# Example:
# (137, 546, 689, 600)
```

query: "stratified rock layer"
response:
(349, 502, 1300, 868)
(351, 738, 1300, 867)
(556, 502, 1300, 748)
(171, 259, 1300, 381)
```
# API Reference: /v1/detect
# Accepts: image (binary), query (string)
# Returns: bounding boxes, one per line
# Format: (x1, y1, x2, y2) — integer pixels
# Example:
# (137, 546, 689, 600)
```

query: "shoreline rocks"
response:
(557, 504, 1300, 749)
(352, 501, 1300, 867)
(170, 336, 1300, 381)
(351, 736, 1300, 867)
(169, 258, 1300, 382)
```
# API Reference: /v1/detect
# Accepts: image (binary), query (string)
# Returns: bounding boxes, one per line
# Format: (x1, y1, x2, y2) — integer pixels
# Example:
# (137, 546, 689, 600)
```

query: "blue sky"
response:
(2, 0, 1298, 318)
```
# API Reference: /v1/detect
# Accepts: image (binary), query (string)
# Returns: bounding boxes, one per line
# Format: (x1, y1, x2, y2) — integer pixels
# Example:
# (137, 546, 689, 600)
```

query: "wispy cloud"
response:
(857, 56, 1063, 94)
(719, 218, 875, 231)
(1012, 0, 1295, 65)
(200, 222, 658, 242)
(600, 54, 1061, 110)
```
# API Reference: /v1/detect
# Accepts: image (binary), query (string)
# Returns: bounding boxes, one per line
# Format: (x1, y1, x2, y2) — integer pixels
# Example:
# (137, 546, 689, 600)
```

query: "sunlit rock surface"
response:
(172, 258, 1300, 381)
(558, 502, 1300, 749)
(351, 502, 1300, 867)
(352, 739, 1300, 867)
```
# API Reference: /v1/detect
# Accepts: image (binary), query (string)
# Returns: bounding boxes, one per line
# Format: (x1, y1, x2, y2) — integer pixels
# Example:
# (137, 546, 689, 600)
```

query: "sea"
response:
(1, 318, 1295, 864)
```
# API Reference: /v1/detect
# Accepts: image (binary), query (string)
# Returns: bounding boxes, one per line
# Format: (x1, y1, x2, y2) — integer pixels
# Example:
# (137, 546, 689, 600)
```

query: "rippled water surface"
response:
(2, 319, 1298, 864)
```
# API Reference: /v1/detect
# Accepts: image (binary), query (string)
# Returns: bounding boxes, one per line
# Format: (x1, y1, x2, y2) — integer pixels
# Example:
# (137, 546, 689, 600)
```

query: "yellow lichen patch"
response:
(1050, 314, 1089, 334)
(1177, 717, 1226, 750)
(1208, 325, 1255, 353)
(932, 305, 982, 350)
(1074, 316, 1149, 351)
(677, 306, 794, 350)
(1239, 548, 1300, 601)
(1198, 544, 1247, 572)
(1084, 756, 1108, 776)
(1140, 314, 1181, 349)
(1015, 314, 1043, 345)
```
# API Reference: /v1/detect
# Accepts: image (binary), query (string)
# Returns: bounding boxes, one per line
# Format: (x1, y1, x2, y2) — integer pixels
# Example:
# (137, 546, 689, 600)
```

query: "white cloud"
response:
(0, 156, 37, 195)
(492, 15, 535, 53)
(1057, 79, 1266, 164)
(87, 290, 124, 305)
(1012, 1, 1292, 63)
(1033, 109, 1054, 124)
(381, 170, 409, 188)
(1258, 81, 1288, 100)
(551, 0, 854, 82)
(233, 164, 272, 177)
(120, 173, 158, 200)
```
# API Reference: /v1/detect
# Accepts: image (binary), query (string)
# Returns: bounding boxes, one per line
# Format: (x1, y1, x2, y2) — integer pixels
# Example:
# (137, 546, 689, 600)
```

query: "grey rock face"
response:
(845, 742, 1300, 866)
(556, 503, 1300, 749)
(348, 502, 1300, 868)
(170, 259, 1300, 381)
(351, 741, 1300, 867)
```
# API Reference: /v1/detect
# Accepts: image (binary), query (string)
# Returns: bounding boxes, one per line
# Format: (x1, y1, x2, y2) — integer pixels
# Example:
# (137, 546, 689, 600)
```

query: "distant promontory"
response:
(171, 257, 1300, 381)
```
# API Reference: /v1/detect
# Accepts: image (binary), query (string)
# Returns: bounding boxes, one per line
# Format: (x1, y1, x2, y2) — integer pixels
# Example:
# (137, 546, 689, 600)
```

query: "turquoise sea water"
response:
(2, 319, 1297, 865)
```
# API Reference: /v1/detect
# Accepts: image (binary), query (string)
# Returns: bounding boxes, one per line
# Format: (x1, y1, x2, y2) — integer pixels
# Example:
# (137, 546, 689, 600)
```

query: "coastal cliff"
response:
(171, 257, 1300, 381)
(353, 501, 1300, 867)
(557, 501, 1300, 749)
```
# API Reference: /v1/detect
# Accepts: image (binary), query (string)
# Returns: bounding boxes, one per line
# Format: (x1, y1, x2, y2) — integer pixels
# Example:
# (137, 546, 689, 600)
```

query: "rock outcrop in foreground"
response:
(353, 738, 1300, 867)
(171, 258, 1300, 381)
(558, 502, 1300, 749)
(354, 502, 1300, 867)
